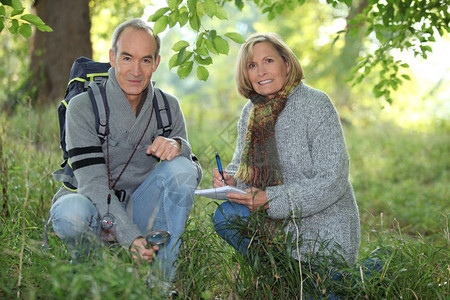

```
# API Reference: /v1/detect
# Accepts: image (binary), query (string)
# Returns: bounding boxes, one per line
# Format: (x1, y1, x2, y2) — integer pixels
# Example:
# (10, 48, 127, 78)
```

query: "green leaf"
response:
(205, 39, 218, 54)
(20, 14, 45, 25)
(168, 10, 179, 27)
(196, 65, 209, 81)
(0, 21, 4, 33)
(0, 6, 6, 16)
(187, 0, 196, 11)
(204, 0, 217, 18)
(8, 18, 18, 34)
(179, 11, 189, 27)
(18, 23, 32, 39)
(153, 15, 168, 35)
(169, 53, 179, 69)
(194, 54, 213, 65)
(172, 40, 190, 51)
(148, 7, 170, 22)
(10, 8, 24, 17)
(177, 48, 186, 65)
(196, 1, 205, 18)
(234, 0, 244, 10)
(401, 74, 411, 80)
(215, 5, 228, 20)
(11, 0, 22, 10)
(195, 45, 209, 56)
(189, 13, 200, 31)
(224, 32, 245, 44)
(168, 0, 180, 10)
(213, 36, 229, 54)
(36, 23, 52, 32)
(177, 61, 194, 79)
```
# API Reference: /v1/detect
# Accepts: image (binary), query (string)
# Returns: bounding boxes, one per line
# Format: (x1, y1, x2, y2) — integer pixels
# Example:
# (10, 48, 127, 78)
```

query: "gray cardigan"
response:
(53, 68, 202, 247)
(227, 82, 360, 265)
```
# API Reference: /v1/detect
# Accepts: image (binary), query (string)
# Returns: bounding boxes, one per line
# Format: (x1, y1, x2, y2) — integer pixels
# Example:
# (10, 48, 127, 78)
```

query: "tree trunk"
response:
(30, 0, 92, 105)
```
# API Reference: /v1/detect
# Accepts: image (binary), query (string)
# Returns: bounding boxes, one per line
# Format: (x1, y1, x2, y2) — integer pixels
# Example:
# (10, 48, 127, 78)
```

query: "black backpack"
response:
(55, 56, 173, 190)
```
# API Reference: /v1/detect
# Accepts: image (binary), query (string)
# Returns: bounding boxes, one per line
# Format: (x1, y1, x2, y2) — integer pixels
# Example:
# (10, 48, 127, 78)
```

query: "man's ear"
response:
(109, 49, 116, 67)
(153, 55, 161, 71)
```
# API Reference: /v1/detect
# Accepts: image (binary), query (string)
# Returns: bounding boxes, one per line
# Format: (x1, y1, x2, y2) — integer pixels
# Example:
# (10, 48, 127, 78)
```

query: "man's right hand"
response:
(130, 237, 158, 263)
(212, 168, 236, 188)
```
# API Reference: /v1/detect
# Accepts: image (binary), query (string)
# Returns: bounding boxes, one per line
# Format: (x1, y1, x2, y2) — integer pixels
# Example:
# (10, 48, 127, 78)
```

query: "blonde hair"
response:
(235, 33, 304, 99)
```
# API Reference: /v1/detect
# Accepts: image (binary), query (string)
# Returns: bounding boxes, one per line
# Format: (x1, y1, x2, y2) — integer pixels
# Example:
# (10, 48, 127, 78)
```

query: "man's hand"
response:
(212, 169, 237, 187)
(227, 188, 269, 212)
(146, 136, 181, 161)
(130, 237, 158, 263)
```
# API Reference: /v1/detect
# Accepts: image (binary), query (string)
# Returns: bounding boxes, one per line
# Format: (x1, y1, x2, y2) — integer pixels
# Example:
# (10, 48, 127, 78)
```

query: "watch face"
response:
(101, 213, 115, 230)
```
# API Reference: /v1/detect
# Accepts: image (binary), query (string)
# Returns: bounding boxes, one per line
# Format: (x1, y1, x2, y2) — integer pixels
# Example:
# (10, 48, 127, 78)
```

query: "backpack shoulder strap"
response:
(153, 87, 172, 137)
(87, 80, 108, 141)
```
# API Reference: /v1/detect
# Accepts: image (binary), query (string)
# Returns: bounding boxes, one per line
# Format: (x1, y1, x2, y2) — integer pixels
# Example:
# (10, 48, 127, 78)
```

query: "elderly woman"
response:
(212, 33, 360, 266)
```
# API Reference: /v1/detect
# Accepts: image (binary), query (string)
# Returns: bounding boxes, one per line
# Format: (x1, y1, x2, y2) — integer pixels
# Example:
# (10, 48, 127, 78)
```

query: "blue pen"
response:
(215, 152, 225, 185)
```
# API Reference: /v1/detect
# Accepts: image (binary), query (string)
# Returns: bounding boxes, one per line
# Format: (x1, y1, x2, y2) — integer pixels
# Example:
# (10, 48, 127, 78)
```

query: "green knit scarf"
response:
(236, 83, 297, 189)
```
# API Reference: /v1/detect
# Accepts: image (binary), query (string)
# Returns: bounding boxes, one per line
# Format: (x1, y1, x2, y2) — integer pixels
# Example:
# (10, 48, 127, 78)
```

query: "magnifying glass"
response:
(145, 230, 171, 246)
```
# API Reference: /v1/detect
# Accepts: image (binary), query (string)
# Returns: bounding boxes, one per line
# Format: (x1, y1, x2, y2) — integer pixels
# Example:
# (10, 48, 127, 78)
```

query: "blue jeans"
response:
(213, 201, 252, 257)
(50, 156, 198, 281)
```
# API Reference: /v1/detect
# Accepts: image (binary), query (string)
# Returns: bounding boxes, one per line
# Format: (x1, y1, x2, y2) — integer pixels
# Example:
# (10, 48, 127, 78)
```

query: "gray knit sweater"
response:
(52, 68, 202, 247)
(227, 82, 360, 265)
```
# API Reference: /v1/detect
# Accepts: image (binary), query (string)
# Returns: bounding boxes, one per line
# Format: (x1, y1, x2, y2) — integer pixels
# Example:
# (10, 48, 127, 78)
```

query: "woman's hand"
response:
(130, 237, 158, 263)
(227, 188, 269, 212)
(212, 168, 237, 187)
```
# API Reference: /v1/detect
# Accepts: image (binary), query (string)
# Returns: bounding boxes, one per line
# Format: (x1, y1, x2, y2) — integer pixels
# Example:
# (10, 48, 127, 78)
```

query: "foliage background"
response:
(0, 0, 449, 299)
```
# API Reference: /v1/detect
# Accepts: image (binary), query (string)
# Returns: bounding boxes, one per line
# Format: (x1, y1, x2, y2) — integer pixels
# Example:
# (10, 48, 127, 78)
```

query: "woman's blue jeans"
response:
(213, 201, 252, 257)
(50, 156, 198, 281)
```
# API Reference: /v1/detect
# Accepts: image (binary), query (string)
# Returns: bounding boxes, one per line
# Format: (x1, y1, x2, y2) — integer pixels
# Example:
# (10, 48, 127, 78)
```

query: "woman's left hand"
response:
(227, 188, 268, 212)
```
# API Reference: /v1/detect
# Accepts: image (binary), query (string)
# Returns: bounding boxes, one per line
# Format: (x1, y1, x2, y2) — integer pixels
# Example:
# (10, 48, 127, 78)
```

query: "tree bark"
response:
(30, 0, 92, 105)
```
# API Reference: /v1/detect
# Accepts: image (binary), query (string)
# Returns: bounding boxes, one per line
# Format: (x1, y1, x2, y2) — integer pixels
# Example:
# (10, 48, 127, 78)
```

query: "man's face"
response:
(109, 27, 160, 103)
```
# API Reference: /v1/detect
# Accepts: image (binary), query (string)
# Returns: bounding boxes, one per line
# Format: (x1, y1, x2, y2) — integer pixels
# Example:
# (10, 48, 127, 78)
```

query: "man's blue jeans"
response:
(50, 156, 198, 281)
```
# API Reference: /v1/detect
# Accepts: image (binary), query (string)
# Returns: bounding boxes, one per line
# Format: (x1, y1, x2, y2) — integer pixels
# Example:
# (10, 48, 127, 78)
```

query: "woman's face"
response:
(246, 41, 289, 99)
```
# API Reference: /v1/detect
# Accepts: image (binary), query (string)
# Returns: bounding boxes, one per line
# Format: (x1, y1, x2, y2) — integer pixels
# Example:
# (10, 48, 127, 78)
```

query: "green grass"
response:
(0, 105, 448, 299)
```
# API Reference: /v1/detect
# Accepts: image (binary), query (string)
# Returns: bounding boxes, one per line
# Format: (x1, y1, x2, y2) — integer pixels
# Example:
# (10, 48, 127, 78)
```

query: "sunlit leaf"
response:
(168, 0, 180, 10)
(179, 11, 189, 27)
(20, 14, 45, 26)
(213, 36, 229, 54)
(196, 65, 209, 81)
(215, 5, 228, 20)
(8, 18, 18, 34)
(169, 53, 179, 69)
(189, 13, 200, 31)
(194, 54, 213, 65)
(153, 15, 168, 34)
(18, 23, 31, 39)
(177, 48, 186, 64)
(205, 39, 218, 55)
(224, 32, 245, 44)
(172, 40, 190, 51)
(177, 61, 193, 78)
(401, 74, 411, 80)
(204, 0, 217, 18)
(148, 7, 170, 22)
(10, 8, 24, 17)
(36, 23, 52, 32)
(195, 45, 209, 56)
(11, 0, 23, 10)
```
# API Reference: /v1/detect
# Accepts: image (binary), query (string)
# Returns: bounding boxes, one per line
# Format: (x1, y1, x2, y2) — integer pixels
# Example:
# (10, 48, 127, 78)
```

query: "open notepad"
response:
(194, 186, 248, 200)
